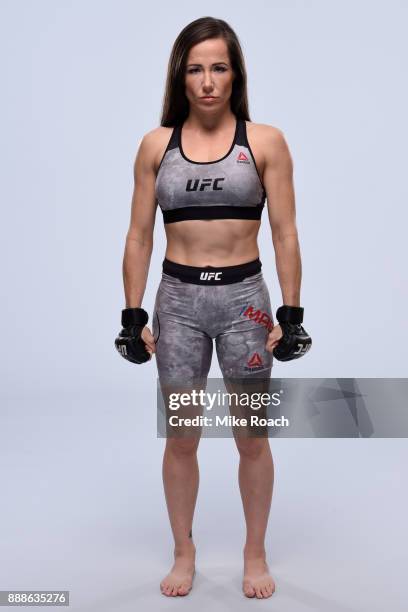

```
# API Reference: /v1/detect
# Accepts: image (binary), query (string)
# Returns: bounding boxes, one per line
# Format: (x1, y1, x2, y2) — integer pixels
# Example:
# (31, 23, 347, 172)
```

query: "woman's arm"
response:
(263, 127, 301, 307)
(122, 132, 158, 308)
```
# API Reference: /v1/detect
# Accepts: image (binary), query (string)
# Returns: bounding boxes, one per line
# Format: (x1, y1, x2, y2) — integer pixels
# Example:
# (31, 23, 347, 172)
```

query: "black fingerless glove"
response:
(273, 305, 312, 362)
(114, 307, 151, 364)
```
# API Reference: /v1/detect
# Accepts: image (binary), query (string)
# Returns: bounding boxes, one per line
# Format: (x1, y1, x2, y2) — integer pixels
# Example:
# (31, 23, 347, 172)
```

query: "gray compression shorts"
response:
(152, 258, 274, 388)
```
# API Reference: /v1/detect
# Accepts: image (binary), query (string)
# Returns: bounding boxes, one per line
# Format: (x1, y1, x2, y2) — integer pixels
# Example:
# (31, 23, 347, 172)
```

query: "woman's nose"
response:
(202, 71, 214, 90)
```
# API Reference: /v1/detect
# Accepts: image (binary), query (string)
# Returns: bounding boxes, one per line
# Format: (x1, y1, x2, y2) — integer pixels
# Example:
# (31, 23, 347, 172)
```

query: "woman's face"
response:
(184, 38, 235, 111)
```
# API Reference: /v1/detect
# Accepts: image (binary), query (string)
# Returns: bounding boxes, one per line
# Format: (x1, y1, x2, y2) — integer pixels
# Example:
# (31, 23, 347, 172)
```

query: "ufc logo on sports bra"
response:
(186, 178, 225, 191)
(200, 271, 223, 281)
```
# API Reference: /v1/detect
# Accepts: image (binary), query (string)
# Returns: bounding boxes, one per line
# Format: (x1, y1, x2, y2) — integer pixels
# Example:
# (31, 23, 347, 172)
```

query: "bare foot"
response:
(160, 543, 196, 597)
(243, 554, 276, 599)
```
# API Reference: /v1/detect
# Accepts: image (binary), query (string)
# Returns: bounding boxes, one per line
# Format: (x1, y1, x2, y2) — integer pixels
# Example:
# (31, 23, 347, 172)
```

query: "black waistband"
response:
(162, 258, 262, 285)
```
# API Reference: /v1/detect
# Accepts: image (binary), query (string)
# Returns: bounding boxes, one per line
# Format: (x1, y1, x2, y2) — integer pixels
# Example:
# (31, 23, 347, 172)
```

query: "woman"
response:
(115, 16, 311, 599)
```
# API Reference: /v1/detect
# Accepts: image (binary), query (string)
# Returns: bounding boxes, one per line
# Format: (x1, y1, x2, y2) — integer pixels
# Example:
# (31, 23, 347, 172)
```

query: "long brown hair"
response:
(160, 17, 251, 126)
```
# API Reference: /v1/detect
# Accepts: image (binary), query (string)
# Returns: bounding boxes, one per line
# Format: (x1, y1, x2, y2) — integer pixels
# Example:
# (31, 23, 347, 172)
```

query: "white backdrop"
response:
(1, 2, 407, 610)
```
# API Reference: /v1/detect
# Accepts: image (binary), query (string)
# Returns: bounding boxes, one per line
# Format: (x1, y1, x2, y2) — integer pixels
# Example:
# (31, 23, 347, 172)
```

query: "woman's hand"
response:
(265, 324, 283, 353)
(141, 326, 157, 357)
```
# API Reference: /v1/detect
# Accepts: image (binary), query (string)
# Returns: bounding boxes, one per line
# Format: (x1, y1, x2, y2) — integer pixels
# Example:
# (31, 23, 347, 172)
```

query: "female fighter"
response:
(115, 16, 311, 599)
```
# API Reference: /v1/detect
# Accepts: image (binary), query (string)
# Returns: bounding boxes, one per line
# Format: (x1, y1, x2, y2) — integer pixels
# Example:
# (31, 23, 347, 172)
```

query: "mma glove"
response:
(114, 307, 151, 364)
(273, 305, 312, 362)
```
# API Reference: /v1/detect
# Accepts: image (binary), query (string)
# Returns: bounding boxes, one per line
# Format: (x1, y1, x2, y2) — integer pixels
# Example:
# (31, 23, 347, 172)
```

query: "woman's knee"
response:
(235, 436, 269, 460)
(165, 436, 200, 457)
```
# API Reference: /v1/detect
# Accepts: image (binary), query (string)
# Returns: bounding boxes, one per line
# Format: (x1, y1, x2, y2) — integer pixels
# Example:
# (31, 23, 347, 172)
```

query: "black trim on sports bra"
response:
(178, 118, 239, 165)
(156, 125, 179, 174)
(163, 203, 264, 224)
(243, 120, 266, 192)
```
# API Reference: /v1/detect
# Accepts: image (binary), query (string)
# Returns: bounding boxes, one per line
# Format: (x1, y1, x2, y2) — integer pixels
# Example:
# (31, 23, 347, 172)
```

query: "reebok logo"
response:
(237, 151, 250, 164)
(200, 271, 223, 281)
(244, 352, 264, 372)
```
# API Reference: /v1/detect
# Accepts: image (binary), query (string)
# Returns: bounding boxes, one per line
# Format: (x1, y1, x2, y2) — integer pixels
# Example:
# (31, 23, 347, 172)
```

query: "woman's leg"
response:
(235, 436, 274, 554)
(152, 276, 213, 596)
(215, 271, 276, 598)
(160, 436, 199, 596)
(162, 436, 200, 551)
(234, 435, 275, 598)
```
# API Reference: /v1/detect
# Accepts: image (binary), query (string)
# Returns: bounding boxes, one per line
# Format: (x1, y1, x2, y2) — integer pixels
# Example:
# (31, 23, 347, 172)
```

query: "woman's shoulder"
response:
(245, 121, 290, 166)
(245, 120, 286, 143)
(139, 125, 175, 151)
(135, 125, 176, 171)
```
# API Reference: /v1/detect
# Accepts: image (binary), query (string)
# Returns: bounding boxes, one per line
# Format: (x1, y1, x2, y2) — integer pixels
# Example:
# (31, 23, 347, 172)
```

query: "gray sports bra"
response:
(155, 117, 266, 224)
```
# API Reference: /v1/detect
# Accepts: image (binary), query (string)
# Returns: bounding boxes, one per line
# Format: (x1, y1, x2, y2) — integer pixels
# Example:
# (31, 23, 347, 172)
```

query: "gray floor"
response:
(1, 389, 407, 611)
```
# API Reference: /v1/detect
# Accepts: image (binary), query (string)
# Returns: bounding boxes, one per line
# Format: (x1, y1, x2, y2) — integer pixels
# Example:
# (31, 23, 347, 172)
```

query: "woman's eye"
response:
(187, 66, 227, 74)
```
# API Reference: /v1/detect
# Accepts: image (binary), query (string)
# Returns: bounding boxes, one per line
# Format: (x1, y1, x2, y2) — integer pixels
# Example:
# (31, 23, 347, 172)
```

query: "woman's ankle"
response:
(243, 544, 266, 560)
(174, 539, 196, 557)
